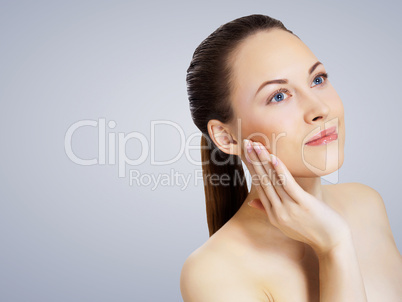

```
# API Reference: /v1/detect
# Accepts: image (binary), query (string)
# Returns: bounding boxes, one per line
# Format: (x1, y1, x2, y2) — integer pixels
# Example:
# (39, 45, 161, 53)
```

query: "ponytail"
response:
(186, 14, 294, 236)
(200, 134, 248, 236)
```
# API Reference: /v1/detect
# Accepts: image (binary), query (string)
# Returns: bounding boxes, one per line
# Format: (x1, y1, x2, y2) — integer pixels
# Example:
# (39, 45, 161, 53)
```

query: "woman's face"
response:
(228, 29, 345, 177)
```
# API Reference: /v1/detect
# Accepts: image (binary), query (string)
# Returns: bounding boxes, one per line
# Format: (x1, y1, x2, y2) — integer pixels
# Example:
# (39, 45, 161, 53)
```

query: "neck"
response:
(244, 175, 324, 203)
(231, 176, 327, 246)
(294, 176, 324, 200)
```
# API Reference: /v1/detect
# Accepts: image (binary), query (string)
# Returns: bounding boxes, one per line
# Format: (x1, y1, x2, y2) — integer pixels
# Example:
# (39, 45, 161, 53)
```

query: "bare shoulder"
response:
(324, 181, 383, 201)
(327, 182, 402, 295)
(180, 240, 273, 302)
(325, 182, 399, 252)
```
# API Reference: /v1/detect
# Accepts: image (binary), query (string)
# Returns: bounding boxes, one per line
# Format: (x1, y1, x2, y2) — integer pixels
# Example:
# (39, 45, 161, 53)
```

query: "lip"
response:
(305, 126, 337, 145)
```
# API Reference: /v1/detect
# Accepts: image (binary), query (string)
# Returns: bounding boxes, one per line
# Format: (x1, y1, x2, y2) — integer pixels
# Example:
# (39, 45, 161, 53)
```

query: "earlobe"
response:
(207, 120, 240, 156)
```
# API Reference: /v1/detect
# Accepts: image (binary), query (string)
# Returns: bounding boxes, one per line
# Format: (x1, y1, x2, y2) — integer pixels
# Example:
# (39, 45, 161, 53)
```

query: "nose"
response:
(300, 90, 330, 124)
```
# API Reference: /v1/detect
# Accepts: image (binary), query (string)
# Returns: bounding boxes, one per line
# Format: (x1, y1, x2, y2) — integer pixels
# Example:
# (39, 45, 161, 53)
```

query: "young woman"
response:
(180, 14, 402, 301)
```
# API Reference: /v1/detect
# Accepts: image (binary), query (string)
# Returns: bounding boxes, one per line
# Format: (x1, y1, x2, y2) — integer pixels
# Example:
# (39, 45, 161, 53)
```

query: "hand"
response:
(243, 139, 352, 256)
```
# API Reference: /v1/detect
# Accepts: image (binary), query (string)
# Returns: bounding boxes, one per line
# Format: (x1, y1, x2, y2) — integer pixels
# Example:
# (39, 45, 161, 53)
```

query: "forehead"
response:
(229, 29, 319, 92)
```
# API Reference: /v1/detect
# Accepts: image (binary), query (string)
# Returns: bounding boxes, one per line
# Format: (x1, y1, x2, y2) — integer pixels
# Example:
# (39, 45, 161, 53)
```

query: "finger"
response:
(243, 144, 279, 225)
(243, 143, 272, 211)
(244, 139, 283, 209)
(253, 180, 279, 225)
(252, 142, 292, 203)
(247, 176, 278, 224)
(269, 153, 307, 203)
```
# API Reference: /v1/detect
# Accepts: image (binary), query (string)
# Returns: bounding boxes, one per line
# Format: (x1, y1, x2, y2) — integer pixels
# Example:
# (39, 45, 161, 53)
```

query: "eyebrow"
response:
(255, 61, 323, 96)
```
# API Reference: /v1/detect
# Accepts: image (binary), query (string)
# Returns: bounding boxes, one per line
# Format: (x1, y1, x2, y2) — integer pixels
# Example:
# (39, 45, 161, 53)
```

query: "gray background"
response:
(0, 0, 401, 301)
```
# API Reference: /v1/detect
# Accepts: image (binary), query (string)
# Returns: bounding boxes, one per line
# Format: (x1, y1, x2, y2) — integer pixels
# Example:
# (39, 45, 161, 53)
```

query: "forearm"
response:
(317, 236, 367, 302)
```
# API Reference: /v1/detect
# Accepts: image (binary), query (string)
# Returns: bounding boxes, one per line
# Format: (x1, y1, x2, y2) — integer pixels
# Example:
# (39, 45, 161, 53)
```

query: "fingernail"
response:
(271, 154, 278, 167)
(253, 143, 261, 154)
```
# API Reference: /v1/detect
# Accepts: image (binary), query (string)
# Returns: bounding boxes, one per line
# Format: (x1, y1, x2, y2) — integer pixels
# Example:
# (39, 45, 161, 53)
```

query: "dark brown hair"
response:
(186, 14, 295, 236)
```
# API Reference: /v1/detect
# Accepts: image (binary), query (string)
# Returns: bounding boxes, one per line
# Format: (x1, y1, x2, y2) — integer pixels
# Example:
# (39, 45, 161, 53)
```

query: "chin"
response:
(301, 142, 344, 177)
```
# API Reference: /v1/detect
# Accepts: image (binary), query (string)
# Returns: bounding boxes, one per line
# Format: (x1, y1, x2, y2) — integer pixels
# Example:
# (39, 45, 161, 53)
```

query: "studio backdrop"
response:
(0, 0, 401, 301)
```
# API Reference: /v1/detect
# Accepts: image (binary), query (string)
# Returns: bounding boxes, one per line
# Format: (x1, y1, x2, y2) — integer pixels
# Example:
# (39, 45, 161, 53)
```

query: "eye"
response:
(267, 88, 291, 105)
(265, 72, 329, 105)
(311, 72, 329, 87)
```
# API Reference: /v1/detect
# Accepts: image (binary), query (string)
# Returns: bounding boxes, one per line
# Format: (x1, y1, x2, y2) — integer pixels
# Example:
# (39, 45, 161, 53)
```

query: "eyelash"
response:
(266, 72, 329, 105)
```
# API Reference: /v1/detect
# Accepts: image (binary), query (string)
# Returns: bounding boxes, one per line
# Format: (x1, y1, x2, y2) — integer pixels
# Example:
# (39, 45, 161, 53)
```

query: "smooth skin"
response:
(244, 140, 366, 301)
(180, 29, 402, 301)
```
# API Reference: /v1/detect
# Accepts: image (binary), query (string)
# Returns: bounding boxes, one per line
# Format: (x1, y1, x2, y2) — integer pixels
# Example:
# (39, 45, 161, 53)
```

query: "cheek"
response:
(328, 92, 345, 135)
(243, 112, 299, 152)
(327, 86, 344, 114)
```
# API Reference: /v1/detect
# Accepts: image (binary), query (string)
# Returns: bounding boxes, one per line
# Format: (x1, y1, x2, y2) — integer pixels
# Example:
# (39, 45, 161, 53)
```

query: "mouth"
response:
(305, 126, 338, 146)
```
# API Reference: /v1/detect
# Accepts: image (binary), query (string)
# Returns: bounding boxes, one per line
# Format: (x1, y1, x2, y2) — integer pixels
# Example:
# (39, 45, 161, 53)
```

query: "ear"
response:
(207, 119, 241, 156)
